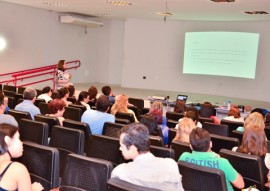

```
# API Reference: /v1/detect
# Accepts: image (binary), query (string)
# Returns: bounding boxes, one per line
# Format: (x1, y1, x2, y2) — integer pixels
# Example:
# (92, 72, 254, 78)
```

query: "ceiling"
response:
(1, 0, 270, 22)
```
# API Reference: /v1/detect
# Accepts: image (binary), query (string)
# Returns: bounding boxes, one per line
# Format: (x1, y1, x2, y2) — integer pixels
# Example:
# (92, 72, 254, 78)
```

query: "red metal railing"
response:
(0, 60, 81, 90)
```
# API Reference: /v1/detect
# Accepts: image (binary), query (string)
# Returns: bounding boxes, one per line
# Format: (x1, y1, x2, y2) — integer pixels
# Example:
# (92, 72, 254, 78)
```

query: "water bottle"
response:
(227, 100, 231, 110)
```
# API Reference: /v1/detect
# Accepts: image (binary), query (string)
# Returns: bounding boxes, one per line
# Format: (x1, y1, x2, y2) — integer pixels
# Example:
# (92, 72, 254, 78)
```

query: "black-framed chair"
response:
(34, 98, 45, 107)
(202, 122, 229, 137)
(178, 160, 227, 191)
(8, 109, 31, 123)
(115, 118, 130, 125)
(36, 89, 42, 97)
(49, 126, 84, 177)
(220, 119, 244, 137)
(198, 117, 214, 126)
(149, 135, 164, 147)
(141, 108, 150, 115)
(7, 96, 16, 109)
(115, 112, 135, 123)
(150, 145, 175, 159)
(3, 84, 16, 92)
(128, 97, 144, 109)
(102, 122, 124, 138)
(60, 154, 113, 191)
(219, 149, 265, 191)
(19, 118, 49, 146)
(168, 128, 177, 147)
(34, 114, 60, 137)
(17, 86, 26, 94)
(167, 119, 178, 129)
(85, 135, 123, 166)
(107, 178, 161, 191)
(3, 90, 16, 98)
(67, 96, 76, 104)
(68, 104, 86, 114)
(210, 134, 239, 153)
(128, 105, 139, 119)
(265, 126, 270, 140)
(166, 111, 184, 121)
(62, 119, 91, 152)
(171, 140, 192, 161)
(38, 102, 50, 115)
(63, 106, 82, 121)
(19, 141, 59, 191)
(231, 130, 244, 143)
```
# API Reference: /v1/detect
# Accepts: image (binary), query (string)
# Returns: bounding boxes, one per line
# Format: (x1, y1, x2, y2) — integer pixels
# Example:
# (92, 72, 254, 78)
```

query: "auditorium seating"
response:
(220, 119, 244, 137)
(202, 122, 229, 137)
(210, 134, 239, 153)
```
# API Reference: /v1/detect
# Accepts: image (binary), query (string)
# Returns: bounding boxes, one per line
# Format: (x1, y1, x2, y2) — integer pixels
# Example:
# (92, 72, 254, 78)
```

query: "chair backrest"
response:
(19, 141, 59, 191)
(62, 119, 91, 152)
(34, 98, 45, 107)
(7, 96, 16, 109)
(128, 105, 139, 119)
(51, 91, 60, 99)
(63, 106, 82, 121)
(102, 122, 124, 138)
(68, 104, 86, 114)
(85, 135, 123, 166)
(198, 117, 214, 126)
(19, 118, 49, 145)
(149, 135, 164, 147)
(115, 118, 130, 125)
(17, 86, 26, 94)
(128, 97, 144, 109)
(166, 119, 178, 129)
(107, 178, 161, 191)
(178, 160, 227, 191)
(38, 102, 50, 115)
(265, 126, 270, 140)
(220, 119, 244, 137)
(3, 84, 16, 92)
(168, 128, 177, 147)
(3, 90, 16, 98)
(210, 134, 239, 153)
(49, 126, 85, 177)
(67, 97, 77, 104)
(171, 140, 192, 161)
(141, 108, 150, 115)
(203, 122, 229, 137)
(150, 145, 175, 159)
(166, 111, 184, 121)
(61, 154, 113, 191)
(231, 130, 244, 143)
(36, 89, 42, 97)
(8, 109, 32, 123)
(34, 114, 60, 137)
(219, 149, 265, 190)
(115, 112, 135, 123)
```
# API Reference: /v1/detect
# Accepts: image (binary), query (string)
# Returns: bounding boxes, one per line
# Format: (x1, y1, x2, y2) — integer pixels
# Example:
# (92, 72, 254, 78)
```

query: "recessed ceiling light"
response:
(244, 11, 268, 15)
(155, 12, 173, 17)
(106, 1, 133, 6)
(43, 2, 67, 7)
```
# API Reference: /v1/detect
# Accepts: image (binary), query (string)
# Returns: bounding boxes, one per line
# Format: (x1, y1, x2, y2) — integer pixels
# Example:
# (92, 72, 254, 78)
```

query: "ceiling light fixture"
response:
(106, 1, 133, 6)
(162, 0, 173, 22)
(43, 2, 67, 7)
(244, 11, 268, 15)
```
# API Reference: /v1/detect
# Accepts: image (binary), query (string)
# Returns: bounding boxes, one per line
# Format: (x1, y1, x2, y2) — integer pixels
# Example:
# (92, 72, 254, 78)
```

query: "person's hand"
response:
(32, 182, 44, 191)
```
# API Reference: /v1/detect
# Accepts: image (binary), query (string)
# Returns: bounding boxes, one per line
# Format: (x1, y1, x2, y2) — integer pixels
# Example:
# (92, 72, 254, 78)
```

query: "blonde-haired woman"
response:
(173, 117, 197, 143)
(236, 112, 265, 132)
(111, 94, 138, 122)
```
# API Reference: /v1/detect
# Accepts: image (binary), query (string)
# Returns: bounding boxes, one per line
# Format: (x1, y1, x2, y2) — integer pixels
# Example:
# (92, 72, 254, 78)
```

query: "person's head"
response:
(48, 99, 66, 116)
(119, 123, 150, 160)
(189, 128, 211, 152)
(228, 107, 241, 118)
(174, 117, 197, 143)
(111, 94, 128, 115)
(58, 87, 69, 99)
(96, 95, 110, 112)
(174, 100, 186, 113)
(265, 113, 270, 126)
(251, 108, 266, 117)
(239, 126, 267, 157)
(23, 87, 37, 101)
(185, 111, 199, 124)
(78, 91, 90, 104)
(149, 101, 163, 124)
(0, 94, 7, 114)
(199, 103, 214, 118)
(244, 112, 265, 131)
(88, 86, 98, 100)
(42, 86, 52, 96)
(102, 86, 112, 96)
(66, 85, 75, 97)
(0, 123, 23, 158)
(57, 60, 66, 71)
(139, 114, 158, 135)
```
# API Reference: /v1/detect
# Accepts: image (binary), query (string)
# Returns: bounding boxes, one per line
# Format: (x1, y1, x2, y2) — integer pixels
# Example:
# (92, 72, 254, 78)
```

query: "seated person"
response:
(179, 128, 245, 191)
(81, 95, 115, 135)
(175, 110, 202, 129)
(47, 99, 66, 126)
(0, 94, 18, 126)
(0, 123, 43, 191)
(223, 107, 244, 123)
(111, 123, 184, 191)
(200, 102, 220, 124)
(102, 85, 115, 104)
(236, 112, 265, 132)
(76, 91, 91, 110)
(88, 86, 98, 106)
(173, 117, 197, 143)
(15, 87, 41, 120)
(174, 100, 186, 113)
(37, 86, 52, 103)
(58, 87, 72, 106)
(110, 94, 138, 122)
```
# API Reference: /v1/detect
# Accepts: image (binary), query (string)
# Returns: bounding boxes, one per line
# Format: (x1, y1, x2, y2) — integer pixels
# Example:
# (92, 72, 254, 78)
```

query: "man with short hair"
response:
(15, 87, 41, 119)
(111, 123, 184, 191)
(81, 95, 115, 134)
(0, 94, 18, 126)
(179, 128, 244, 191)
(102, 85, 115, 104)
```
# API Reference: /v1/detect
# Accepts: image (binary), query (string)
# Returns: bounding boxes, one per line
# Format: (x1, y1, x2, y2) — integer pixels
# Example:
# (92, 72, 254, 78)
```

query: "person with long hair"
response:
(173, 117, 197, 143)
(223, 107, 244, 123)
(110, 94, 138, 122)
(236, 112, 265, 132)
(76, 91, 90, 110)
(55, 60, 72, 90)
(174, 100, 186, 113)
(58, 87, 72, 106)
(0, 123, 43, 191)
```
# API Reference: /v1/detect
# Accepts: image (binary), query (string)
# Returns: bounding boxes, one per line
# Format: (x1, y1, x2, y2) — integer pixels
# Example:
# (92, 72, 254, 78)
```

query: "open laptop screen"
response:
(176, 95, 188, 102)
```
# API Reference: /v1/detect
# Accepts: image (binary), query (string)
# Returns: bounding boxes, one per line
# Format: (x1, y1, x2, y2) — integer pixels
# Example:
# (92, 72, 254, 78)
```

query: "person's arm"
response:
(231, 173, 245, 189)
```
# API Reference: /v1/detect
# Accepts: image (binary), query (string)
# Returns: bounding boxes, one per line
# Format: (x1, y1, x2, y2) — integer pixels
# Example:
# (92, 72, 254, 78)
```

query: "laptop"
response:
(176, 94, 188, 103)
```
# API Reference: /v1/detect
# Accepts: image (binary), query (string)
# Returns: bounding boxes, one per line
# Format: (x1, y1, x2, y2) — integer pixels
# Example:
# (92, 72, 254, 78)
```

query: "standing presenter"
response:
(55, 60, 72, 90)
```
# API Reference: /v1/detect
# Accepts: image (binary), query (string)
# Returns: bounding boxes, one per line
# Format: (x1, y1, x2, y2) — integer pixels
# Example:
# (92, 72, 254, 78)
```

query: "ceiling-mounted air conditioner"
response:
(59, 15, 104, 28)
